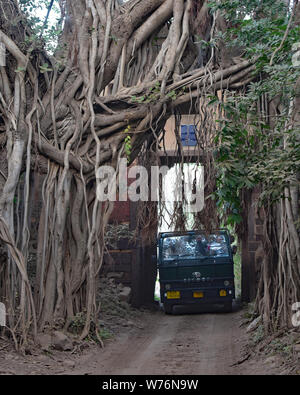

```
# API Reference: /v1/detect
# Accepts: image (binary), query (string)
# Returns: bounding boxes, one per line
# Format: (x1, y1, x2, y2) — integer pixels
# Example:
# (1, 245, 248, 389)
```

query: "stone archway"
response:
(102, 113, 262, 308)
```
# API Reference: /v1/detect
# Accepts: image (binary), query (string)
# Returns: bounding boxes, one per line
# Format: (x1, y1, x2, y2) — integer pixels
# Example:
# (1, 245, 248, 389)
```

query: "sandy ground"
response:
(66, 305, 284, 375)
(0, 303, 299, 375)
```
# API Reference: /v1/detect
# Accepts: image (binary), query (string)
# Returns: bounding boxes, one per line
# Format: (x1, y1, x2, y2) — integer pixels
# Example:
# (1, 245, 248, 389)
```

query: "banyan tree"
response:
(0, 0, 299, 349)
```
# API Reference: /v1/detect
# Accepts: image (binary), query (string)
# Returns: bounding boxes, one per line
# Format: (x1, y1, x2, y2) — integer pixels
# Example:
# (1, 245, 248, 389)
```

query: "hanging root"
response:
(0, 0, 262, 346)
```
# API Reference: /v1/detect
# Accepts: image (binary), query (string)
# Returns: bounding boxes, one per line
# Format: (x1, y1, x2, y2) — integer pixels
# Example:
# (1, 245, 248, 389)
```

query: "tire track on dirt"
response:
(83, 308, 243, 375)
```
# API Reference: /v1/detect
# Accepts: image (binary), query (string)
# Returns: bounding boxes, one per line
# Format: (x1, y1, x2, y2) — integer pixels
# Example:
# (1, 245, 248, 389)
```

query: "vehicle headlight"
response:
(224, 280, 230, 286)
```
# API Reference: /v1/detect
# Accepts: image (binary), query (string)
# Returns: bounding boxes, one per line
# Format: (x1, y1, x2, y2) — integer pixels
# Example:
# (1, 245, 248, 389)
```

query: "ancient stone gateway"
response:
(102, 116, 263, 307)
(103, 187, 262, 307)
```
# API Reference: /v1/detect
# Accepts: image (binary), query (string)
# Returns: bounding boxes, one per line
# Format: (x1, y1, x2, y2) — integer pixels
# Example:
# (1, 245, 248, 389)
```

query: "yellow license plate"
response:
(193, 291, 204, 298)
(219, 290, 227, 296)
(167, 291, 180, 299)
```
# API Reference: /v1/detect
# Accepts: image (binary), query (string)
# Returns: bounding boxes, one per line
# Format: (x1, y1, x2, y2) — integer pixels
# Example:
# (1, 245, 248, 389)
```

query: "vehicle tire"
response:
(223, 301, 232, 313)
(164, 304, 173, 314)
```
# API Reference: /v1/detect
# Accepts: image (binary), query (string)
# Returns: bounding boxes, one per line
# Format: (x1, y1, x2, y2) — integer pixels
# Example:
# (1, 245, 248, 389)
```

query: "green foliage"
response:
(123, 125, 132, 163)
(207, 0, 300, 228)
(68, 312, 112, 342)
(267, 338, 293, 357)
(68, 311, 86, 335)
(167, 90, 177, 101)
(130, 81, 183, 104)
(18, 0, 62, 54)
(131, 95, 146, 103)
(110, 34, 118, 44)
(251, 324, 265, 345)
(15, 66, 26, 73)
(97, 328, 113, 340)
(131, 81, 162, 104)
(39, 62, 53, 73)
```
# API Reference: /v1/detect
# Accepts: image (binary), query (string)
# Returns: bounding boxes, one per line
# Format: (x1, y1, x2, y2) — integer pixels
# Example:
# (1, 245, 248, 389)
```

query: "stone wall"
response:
(241, 187, 264, 302)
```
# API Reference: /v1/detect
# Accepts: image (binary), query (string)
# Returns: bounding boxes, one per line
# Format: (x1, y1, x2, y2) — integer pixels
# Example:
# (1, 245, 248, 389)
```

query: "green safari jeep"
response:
(157, 229, 236, 314)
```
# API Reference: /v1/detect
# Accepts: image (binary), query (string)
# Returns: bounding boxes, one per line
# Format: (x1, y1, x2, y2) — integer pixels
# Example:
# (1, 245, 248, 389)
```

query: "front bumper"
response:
(160, 286, 234, 305)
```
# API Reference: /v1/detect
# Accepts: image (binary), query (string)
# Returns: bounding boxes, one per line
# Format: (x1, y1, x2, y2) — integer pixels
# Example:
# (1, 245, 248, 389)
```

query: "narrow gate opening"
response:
(154, 163, 204, 305)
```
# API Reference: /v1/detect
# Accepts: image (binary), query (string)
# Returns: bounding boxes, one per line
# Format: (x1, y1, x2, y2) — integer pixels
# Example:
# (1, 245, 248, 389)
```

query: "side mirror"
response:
(231, 245, 237, 255)
(230, 235, 235, 244)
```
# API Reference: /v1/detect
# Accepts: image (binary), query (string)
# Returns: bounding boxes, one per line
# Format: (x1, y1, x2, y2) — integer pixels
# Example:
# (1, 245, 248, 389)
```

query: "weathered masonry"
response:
(103, 185, 262, 307)
(102, 116, 263, 307)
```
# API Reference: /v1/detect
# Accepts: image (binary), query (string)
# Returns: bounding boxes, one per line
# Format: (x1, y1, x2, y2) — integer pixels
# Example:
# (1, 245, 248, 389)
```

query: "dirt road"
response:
(95, 311, 241, 375)
(0, 304, 292, 375)
(68, 305, 282, 376)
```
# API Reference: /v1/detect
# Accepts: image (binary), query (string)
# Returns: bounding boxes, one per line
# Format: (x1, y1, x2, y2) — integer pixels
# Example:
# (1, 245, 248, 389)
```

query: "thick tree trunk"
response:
(0, 0, 259, 348)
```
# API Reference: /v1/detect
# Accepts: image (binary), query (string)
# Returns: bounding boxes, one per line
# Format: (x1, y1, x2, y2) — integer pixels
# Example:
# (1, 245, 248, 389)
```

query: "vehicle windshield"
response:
(162, 233, 229, 259)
